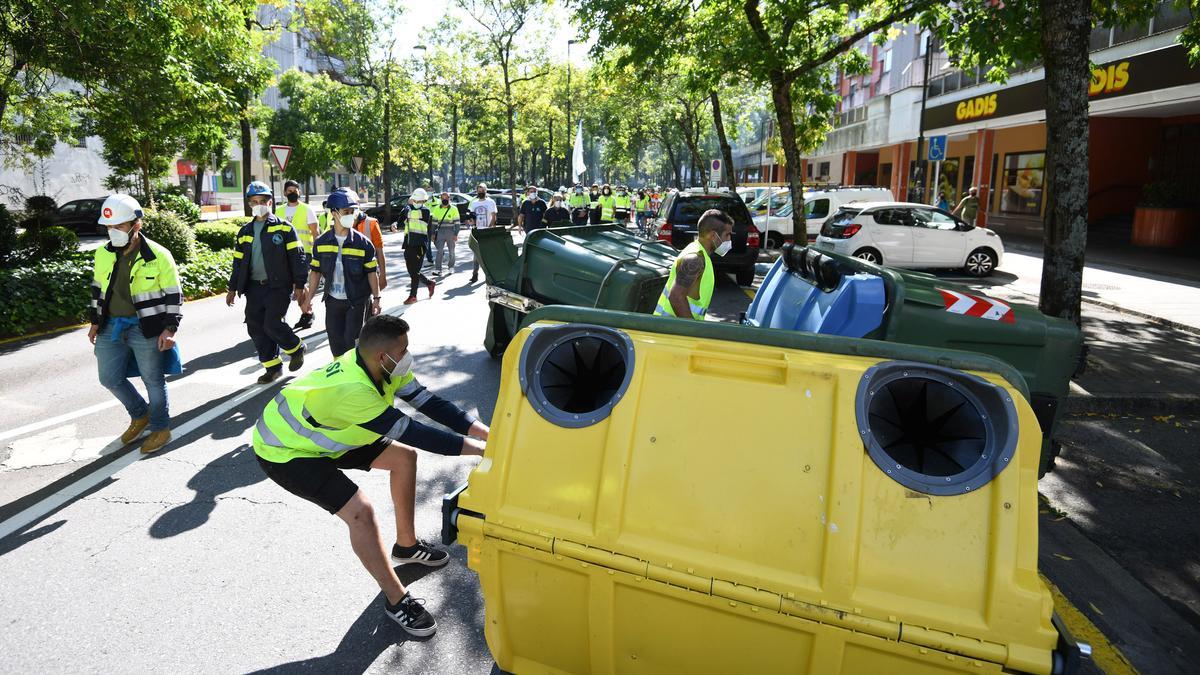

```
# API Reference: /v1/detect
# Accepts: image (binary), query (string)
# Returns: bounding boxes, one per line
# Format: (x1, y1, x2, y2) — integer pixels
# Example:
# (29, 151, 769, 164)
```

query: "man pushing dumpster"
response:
(251, 314, 489, 637)
(653, 209, 734, 320)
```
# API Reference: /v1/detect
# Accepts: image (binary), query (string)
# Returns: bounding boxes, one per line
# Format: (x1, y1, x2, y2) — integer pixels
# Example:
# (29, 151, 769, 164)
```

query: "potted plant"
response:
(1132, 181, 1197, 247)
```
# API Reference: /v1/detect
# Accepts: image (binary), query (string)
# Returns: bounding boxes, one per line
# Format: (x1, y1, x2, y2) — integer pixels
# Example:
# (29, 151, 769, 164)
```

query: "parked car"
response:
(490, 194, 516, 228)
(756, 187, 894, 247)
(747, 189, 790, 217)
(652, 187, 760, 286)
(54, 198, 106, 235)
(813, 201, 1004, 276)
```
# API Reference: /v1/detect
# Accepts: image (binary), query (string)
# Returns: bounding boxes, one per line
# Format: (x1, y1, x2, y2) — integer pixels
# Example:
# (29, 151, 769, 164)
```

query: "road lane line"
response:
(0, 381, 271, 541)
(1040, 574, 1136, 674)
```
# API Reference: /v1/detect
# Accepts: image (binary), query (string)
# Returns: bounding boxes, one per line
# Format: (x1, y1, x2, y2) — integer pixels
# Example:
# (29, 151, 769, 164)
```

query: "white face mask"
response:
(383, 351, 413, 379)
(714, 239, 733, 257)
(108, 227, 130, 248)
(251, 204, 272, 218)
(339, 212, 357, 228)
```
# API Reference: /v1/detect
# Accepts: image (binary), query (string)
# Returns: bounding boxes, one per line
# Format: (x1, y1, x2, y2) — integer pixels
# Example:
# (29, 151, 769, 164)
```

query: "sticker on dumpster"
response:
(938, 289, 1015, 323)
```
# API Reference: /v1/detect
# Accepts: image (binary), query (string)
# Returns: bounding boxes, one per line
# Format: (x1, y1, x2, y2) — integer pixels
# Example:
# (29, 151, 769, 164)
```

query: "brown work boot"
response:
(120, 415, 150, 444)
(140, 430, 171, 454)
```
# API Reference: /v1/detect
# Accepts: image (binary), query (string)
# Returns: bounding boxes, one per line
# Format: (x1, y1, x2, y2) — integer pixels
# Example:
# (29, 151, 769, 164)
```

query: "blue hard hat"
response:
(326, 188, 359, 211)
(245, 180, 272, 199)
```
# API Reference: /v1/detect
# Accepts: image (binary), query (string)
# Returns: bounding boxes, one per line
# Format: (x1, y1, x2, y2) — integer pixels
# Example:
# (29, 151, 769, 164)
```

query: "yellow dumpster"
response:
(444, 307, 1085, 675)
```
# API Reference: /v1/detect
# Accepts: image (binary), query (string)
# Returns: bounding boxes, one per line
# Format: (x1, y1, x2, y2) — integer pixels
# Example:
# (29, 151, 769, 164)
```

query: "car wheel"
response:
(964, 248, 997, 277)
(853, 248, 882, 265)
(735, 265, 755, 287)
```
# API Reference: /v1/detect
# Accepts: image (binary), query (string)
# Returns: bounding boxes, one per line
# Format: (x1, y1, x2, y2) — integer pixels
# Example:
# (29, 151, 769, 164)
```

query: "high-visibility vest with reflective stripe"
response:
(253, 349, 415, 463)
(568, 193, 587, 208)
(654, 241, 714, 319)
(636, 196, 650, 210)
(276, 203, 313, 248)
(615, 193, 632, 209)
(405, 207, 428, 236)
(90, 236, 182, 329)
(598, 195, 616, 221)
(429, 203, 459, 225)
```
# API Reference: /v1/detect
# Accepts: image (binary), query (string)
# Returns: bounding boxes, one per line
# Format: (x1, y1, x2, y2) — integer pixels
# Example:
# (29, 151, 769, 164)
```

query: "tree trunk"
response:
(383, 96, 393, 225)
(679, 104, 707, 187)
(1038, 0, 1091, 325)
(240, 113, 252, 217)
(503, 70, 518, 222)
(193, 170, 204, 206)
(710, 91, 737, 189)
(770, 76, 806, 241)
(662, 139, 681, 189)
(449, 104, 459, 192)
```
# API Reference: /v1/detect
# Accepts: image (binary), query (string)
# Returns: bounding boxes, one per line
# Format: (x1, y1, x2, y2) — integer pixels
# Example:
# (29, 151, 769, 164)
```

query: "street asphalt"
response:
(1, 228, 1198, 673)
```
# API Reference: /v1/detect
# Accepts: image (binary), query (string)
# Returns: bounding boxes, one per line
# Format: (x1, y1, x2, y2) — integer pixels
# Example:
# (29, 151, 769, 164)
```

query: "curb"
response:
(1064, 393, 1200, 416)
(1079, 296, 1200, 337)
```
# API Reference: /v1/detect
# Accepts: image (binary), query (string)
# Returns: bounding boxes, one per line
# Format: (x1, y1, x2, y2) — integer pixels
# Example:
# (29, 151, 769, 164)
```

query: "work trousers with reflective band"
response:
(435, 225, 458, 271)
(324, 296, 367, 358)
(94, 323, 170, 431)
(245, 283, 303, 369)
(405, 233, 434, 297)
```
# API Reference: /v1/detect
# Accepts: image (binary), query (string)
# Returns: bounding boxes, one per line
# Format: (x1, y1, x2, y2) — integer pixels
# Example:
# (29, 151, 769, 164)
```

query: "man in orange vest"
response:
(348, 191, 387, 291)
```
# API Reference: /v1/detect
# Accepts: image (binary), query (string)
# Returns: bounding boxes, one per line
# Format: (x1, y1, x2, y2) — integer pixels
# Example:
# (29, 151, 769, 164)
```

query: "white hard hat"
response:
(98, 194, 144, 226)
(411, 188, 430, 202)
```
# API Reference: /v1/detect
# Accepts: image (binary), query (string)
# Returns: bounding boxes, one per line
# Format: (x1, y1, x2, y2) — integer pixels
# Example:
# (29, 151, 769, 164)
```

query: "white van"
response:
(758, 186, 893, 245)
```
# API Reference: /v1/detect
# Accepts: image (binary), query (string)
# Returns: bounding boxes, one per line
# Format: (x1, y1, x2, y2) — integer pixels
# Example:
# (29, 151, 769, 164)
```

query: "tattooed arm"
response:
(668, 252, 705, 319)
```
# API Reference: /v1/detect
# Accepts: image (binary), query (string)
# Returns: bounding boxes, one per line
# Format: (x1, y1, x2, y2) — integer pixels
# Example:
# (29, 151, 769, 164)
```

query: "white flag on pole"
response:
(571, 121, 586, 182)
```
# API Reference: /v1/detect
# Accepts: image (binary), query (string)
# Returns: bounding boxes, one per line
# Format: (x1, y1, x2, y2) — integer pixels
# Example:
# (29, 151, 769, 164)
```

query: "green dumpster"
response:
(469, 225, 678, 356)
(747, 244, 1085, 475)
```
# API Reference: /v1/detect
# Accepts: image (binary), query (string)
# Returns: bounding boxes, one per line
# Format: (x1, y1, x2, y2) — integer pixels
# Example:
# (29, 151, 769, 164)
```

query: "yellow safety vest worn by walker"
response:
(614, 193, 632, 210)
(598, 194, 616, 222)
(276, 202, 314, 250)
(254, 348, 474, 463)
(405, 206, 429, 236)
(429, 203, 459, 226)
(654, 241, 715, 319)
(568, 192, 588, 208)
(90, 235, 183, 335)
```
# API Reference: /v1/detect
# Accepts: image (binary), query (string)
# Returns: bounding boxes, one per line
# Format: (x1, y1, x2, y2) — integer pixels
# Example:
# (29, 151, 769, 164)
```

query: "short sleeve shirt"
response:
(520, 198, 547, 231)
(469, 197, 498, 229)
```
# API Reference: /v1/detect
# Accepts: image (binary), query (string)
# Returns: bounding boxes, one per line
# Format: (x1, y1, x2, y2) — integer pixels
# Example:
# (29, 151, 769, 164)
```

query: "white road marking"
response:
(0, 380, 272, 541)
(1, 427, 125, 471)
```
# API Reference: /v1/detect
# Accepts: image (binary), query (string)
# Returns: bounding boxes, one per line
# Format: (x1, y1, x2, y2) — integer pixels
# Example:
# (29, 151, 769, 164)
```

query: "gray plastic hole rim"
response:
(518, 323, 636, 429)
(855, 360, 1020, 497)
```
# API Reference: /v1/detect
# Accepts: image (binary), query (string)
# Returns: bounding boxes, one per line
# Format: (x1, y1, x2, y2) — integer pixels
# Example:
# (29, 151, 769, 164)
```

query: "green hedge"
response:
(156, 193, 201, 225)
(0, 243, 234, 338)
(141, 209, 195, 263)
(194, 219, 242, 251)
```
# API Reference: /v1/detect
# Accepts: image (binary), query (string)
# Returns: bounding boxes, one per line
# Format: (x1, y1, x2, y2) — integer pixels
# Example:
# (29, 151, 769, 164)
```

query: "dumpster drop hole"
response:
(867, 377, 986, 477)
(519, 324, 636, 428)
(540, 337, 627, 414)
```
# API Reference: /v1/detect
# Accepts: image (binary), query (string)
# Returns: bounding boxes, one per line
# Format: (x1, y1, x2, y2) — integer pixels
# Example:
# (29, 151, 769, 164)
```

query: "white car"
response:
(757, 186, 894, 246)
(813, 201, 1004, 276)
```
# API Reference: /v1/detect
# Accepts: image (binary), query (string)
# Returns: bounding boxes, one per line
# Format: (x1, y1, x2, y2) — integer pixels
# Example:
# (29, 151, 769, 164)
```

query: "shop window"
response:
(879, 163, 892, 189)
(999, 151, 1046, 216)
(961, 155, 975, 196)
(934, 158, 960, 207)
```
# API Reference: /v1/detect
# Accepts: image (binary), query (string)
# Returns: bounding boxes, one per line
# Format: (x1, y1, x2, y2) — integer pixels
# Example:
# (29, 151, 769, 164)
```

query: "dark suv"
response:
(652, 188, 760, 286)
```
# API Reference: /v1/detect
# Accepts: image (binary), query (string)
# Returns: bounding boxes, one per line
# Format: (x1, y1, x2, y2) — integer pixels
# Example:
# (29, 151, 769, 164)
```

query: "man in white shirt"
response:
(468, 183, 498, 284)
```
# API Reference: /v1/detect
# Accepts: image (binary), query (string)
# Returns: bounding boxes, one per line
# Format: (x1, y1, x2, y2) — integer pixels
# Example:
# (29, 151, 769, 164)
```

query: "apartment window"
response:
(818, 161, 831, 179)
(882, 50, 892, 74)
(919, 30, 930, 56)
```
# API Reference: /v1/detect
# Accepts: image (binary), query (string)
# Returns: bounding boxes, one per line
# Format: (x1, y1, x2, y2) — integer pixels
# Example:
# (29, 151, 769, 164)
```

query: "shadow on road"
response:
(149, 444, 265, 539)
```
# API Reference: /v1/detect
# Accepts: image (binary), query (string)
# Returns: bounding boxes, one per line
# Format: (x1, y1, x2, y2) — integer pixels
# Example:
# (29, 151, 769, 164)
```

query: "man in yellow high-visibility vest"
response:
(278, 180, 320, 330)
(654, 209, 733, 320)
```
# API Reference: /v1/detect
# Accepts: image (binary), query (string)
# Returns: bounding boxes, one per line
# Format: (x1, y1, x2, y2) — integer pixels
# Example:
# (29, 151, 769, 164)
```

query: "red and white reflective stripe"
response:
(938, 288, 1015, 323)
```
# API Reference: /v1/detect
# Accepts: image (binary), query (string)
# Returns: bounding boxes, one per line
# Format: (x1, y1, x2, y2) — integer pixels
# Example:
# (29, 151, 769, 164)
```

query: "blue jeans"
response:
(94, 322, 170, 431)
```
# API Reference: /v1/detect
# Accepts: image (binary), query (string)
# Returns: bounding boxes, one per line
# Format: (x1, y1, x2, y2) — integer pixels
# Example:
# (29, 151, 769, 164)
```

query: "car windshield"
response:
(775, 203, 794, 217)
(671, 196, 752, 227)
(829, 208, 861, 226)
(748, 191, 783, 210)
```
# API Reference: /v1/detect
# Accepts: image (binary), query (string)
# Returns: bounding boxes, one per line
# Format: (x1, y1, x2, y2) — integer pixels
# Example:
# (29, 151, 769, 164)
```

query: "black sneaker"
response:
(256, 367, 283, 384)
(292, 313, 314, 331)
(391, 541, 450, 567)
(287, 344, 306, 372)
(385, 593, 437, 637)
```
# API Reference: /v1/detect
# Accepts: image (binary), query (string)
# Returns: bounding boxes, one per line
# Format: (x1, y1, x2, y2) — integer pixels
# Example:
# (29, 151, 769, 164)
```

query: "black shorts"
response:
(255, 419, 464, 514)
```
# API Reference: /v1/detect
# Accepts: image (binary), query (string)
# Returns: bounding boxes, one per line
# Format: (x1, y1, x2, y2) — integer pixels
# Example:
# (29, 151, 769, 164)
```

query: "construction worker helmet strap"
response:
(245, 180, 273, 200)
(326, 188, 359, 211)
(98, 194, 144, 226)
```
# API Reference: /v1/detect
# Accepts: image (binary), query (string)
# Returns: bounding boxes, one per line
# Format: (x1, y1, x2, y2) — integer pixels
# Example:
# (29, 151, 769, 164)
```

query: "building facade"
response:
(734, 3, 1199, 248)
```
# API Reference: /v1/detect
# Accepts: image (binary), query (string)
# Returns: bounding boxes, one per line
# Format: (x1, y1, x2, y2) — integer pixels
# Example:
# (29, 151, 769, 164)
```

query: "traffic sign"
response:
(269, 145, 292, 172)
(710, 158, 722, 173)
(927, 135, 947, 162)
(351, 156, 363, 173)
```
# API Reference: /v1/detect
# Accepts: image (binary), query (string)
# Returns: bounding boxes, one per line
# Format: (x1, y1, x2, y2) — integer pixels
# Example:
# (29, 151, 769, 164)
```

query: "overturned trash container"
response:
(469, 225, 677, 357)
(444, 306, 1086, 675)
(746, 244, 1084, 476)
